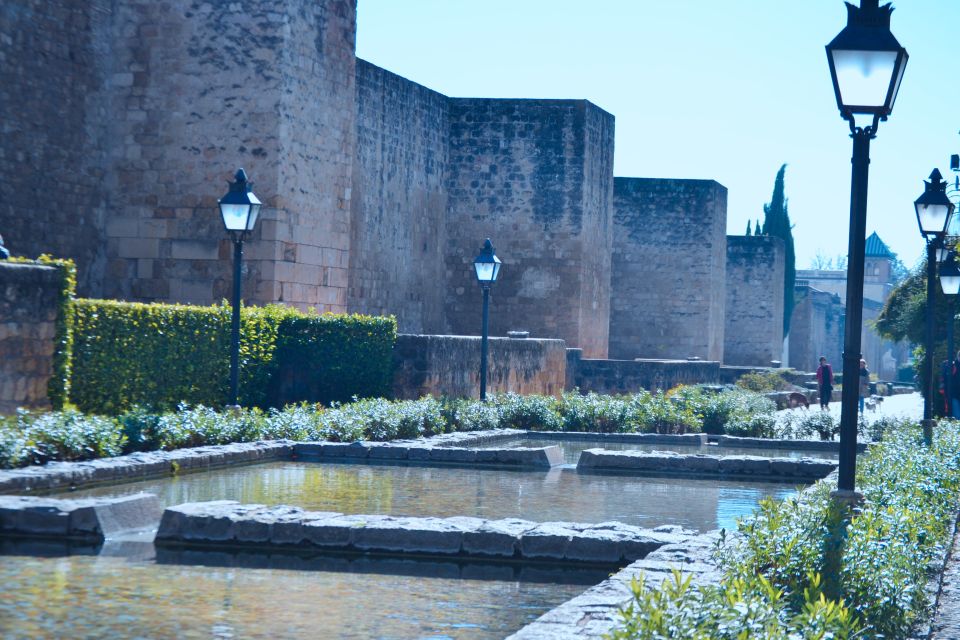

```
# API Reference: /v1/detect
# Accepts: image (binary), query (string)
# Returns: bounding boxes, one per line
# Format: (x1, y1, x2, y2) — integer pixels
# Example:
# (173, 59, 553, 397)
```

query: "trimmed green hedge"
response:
(8, 256, 76, 409)
(70, 299, 397, 414)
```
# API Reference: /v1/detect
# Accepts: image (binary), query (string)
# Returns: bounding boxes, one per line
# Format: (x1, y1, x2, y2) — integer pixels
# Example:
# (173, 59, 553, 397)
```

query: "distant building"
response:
(793, 232, 908, 379)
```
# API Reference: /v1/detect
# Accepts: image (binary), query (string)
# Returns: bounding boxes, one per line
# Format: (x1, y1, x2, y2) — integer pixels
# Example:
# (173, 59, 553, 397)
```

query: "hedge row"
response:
(70, 299, 396, 414)
(1, 388, 793, 469)
(610, 419, 960, 639)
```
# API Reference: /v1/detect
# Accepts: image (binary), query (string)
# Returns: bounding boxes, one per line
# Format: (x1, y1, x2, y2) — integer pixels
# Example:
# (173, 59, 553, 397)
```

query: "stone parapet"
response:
(567, 353, 721, 394)
(155, 501, 689, 565)
(0, 262, 62, 414)
(393, 334, 567, 399)
(0, 493, 162, 542)
(0, 440, 294, 495)
(577, 449, 836, 481)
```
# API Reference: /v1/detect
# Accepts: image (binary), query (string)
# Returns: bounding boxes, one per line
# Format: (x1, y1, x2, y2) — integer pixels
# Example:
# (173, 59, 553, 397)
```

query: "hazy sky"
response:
(355, 0, 960, 270)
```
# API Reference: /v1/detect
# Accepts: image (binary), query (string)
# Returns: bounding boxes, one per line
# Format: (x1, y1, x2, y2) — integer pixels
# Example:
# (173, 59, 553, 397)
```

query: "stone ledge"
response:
(0, 440, 295, 495)
(507, 530, 724, 639)
(0, 493, 162, 542)
(154, 501, 689, 565)
(524, 431, 708, 446)
(577, 449, 836, 481)
(294, 437, 563, 469)
(717, 435, 867, 454)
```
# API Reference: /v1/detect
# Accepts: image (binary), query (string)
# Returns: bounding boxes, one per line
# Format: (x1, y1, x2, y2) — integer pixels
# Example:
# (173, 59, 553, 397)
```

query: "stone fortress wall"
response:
(724, 236, 786, 367)
(1, 0, 803, 369)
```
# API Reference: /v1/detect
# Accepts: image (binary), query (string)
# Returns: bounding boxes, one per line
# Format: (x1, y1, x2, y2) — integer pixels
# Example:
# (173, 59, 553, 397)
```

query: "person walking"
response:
(816, 356, 834, 411)
(858, 359, 870, 413)
(952, 350, 960, 419)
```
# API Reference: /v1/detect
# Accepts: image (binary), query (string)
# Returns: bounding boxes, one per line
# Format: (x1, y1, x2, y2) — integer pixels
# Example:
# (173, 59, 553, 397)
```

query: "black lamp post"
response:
(825, 0, 908, 497)
(218, 168, 262, 408)
(473, 238, 501, 401)
(940, 250, 960, 417)
(915, 170, 955, 432)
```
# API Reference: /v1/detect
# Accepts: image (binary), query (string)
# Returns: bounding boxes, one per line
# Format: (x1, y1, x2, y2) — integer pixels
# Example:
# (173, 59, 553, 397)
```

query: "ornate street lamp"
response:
(473, 238, 501, 401)
(940, 250, 960, 417)
(915, 169, 955, 432)
(218, 168, 262, 407)
(825, 0, 908, 499)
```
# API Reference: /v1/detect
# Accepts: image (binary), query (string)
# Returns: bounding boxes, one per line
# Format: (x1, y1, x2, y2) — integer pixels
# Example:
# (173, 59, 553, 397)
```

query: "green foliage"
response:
(559, 391, 637, 433)
(0, 409, 124, 467)
(735, 370, 792, 393)
(69, 299, 396, 414)
(609, 422, 960, 639)
(491, 393, 562, 431)
(795, 411, 839, 441)
(676, 387, 777, 436)
(762, 164, 796, 337)
(8, 256, 76, 408)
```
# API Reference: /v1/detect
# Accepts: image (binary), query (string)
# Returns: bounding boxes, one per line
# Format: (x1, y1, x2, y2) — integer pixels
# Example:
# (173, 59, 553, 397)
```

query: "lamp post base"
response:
(922, 418, 935, 446)
(829, 489, 864, 512)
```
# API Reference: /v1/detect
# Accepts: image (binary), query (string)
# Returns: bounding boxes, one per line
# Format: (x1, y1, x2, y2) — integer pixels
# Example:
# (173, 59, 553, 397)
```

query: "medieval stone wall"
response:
(724, 236, 785, 366)
(0, 263, 60, 413)
(609, 178, 727, 361)
(443, 99, 614, 357)
(0, 1, 111, 295)
(349, 60, 449, 333)
(789, 285, 843, 372)
(97, 0, 357, 310)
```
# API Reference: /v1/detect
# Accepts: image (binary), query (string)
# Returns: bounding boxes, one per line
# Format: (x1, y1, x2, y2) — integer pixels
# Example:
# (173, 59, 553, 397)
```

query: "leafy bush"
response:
(736, 370, 792, 393)
(632, 391, 701, 435)
(441, 398, 500, 433)
(70, 299, 396, 414)
(492, 393, 562, 431)
(796, 411, 839, 441)
(610, 422, 960, 639)
(559, 392, 636, 433)
(678, 387, 777, 436)
(2, 409, 125, 466)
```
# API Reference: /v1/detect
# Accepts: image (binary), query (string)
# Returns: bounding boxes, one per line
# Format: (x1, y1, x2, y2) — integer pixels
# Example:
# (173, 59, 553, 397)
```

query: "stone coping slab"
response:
(577, 449, 836, 482)
(508, 530, 724, 639)
(717, 434, 867, 454)
(447, 430, 709, 447)
(0, 440, 295, 495)
(0, 493, 162, 542)
(294, 439, 563, 469)
(154, 501, 691, 565)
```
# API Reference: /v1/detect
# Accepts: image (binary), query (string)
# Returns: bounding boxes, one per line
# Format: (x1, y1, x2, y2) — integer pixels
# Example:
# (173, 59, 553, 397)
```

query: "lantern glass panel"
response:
(220, 203, 252, 232)
(830, 49, 898, 109)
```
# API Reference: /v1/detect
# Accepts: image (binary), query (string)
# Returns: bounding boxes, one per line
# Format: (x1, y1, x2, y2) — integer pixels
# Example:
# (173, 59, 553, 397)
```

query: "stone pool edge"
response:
(153, 500, 692, 566)
(577, 449, 837, 482)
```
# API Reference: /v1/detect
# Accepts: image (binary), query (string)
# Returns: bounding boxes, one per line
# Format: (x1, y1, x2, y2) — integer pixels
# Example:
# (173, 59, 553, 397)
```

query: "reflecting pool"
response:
(0, 544, 598, 639)
(60, 462, 798, 532)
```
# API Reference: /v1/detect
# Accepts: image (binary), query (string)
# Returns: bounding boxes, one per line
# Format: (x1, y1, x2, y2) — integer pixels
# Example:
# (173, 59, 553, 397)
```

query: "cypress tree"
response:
(746, 220, 752, 236)
(755, 219, 762, 236)
(762, 164, 796, 336)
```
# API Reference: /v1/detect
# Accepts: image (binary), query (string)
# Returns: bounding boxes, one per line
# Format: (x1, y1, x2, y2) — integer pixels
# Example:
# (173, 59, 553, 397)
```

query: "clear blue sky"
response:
(356, 0, 960, 270)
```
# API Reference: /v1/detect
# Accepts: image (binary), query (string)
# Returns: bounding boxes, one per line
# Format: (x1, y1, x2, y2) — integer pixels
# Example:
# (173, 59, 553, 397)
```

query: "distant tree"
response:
(809, 250, 833, 270)
(755, 219, 763, 236)
(746, 220, 752, 236)
(762, 164, 796, 336)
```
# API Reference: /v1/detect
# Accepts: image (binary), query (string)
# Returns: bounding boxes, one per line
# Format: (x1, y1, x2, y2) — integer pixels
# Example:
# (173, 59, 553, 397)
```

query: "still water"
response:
(0, 547, 599, 639)
(61, 461, 798, 532)
(478, 437, 840, 465)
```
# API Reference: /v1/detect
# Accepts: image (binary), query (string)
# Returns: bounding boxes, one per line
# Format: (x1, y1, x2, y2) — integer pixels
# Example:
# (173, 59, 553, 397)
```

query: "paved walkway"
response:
(777, 391, 925, 426)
